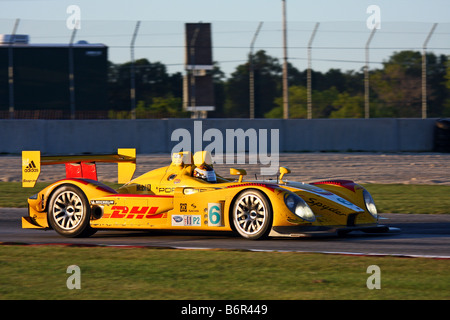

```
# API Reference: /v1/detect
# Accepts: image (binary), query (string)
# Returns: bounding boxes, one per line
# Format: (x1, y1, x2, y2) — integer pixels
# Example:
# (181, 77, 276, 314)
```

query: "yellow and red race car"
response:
(21, 149, 389, 239)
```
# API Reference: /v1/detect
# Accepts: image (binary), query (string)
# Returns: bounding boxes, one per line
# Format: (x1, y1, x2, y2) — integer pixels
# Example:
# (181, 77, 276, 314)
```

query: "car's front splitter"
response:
(270, 224, 399, 238)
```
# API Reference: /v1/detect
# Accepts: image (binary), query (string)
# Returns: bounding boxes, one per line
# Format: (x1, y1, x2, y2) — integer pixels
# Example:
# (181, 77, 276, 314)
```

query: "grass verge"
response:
(1, 245, 449, 300)
(362, 184, 450, 214)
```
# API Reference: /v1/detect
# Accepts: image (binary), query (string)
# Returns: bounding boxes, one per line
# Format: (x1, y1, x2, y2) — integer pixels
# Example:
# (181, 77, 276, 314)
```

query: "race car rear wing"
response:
(22, 148, 136, 187)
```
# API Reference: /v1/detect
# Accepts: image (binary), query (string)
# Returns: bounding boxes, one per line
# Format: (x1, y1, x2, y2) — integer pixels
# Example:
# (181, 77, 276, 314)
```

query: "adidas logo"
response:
(24, 161, 38, 173)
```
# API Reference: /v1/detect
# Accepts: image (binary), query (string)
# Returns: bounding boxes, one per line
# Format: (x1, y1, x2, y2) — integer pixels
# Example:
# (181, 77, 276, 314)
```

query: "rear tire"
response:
(232, 190, 272, 240)
(48, 185, 97, 238)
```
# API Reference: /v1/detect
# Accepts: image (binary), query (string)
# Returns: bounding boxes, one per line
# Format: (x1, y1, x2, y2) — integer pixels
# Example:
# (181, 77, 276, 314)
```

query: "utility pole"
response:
(282, 0, 289, 119)
(188, 24, 201, 118)
(249, 21, 263, 119)
(68, 20, 78, 120)
(130, 20, 141, 120)
(364, 24, 377, 119)
(422, 23, 437, 119)
(307, 22, 319, 119)
(8, 19, 20, 119)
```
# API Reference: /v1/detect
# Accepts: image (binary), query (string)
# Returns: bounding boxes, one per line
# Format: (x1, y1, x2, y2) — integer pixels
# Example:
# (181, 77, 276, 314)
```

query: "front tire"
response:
(232, 190, 272, 240)
(48, 185, 96, 238)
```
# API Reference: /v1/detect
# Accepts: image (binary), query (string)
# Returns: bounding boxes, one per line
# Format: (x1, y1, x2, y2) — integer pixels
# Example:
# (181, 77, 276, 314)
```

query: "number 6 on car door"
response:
(208, 203, 223, 227)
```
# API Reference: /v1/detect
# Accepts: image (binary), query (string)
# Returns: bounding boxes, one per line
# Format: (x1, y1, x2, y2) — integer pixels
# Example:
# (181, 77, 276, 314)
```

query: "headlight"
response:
(284, 193, 315, 222)
(285, 194, 296, 210)
(363, 189, 378, 219)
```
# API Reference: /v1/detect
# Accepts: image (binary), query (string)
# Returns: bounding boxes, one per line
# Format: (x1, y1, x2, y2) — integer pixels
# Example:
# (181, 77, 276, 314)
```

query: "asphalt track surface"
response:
(2, 208, 450, 258)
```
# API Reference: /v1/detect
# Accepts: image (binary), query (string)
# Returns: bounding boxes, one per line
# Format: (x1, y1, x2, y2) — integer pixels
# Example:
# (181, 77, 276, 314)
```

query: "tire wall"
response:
(434, 119, 450, 153)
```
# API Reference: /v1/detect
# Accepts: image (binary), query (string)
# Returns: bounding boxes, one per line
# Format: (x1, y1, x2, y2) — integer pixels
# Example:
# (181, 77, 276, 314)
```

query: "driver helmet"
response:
(193, 164, 217, 182)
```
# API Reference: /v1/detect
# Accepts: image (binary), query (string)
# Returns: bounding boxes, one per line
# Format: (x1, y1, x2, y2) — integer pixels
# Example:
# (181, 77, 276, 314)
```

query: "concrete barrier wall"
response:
(0, 118, 437, 154)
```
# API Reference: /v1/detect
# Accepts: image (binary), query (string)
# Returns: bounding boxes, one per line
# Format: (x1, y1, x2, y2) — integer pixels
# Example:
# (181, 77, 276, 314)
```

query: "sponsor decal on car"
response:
(24, 160, 39, 173)
(208, 203, 223, 227)
(103, 206, 162, 219)
(172, 215, 201, 227)
(90, 200, 114, 205)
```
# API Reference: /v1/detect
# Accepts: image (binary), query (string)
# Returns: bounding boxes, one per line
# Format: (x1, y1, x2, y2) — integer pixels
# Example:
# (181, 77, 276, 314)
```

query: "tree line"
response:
(107, 50, 450, 119)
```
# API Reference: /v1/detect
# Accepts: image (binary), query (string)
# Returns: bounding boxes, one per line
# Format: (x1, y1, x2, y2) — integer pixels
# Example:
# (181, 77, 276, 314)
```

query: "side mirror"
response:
(230, 168, 247, 183)
(279, 167, 291, 183)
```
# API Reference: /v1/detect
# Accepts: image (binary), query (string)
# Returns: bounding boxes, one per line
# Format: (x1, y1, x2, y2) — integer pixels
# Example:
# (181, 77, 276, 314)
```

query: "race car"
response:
(21, 149, 390, 239)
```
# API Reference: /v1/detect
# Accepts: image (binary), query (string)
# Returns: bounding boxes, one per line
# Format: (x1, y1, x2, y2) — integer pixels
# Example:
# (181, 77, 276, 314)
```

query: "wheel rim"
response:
(51, 191, 84, 230)
(234, 194, 267, 235)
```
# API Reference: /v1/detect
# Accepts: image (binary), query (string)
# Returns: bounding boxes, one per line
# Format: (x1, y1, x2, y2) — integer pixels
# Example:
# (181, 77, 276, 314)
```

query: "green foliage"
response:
(266, 85, 363, 119)
(443, 60, 450, 116)
(265, 85, 307, 118)
(366, 51, 450, 117)
(107, 58, 185, 118)
(329, 92, 364, 118)
(136, 97, 188, 118)
(106, 50, 449, 118)
(224, 50, 282, 118)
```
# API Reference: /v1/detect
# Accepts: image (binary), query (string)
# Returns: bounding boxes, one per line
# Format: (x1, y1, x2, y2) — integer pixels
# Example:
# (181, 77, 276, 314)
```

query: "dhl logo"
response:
(103, 206, 163, 219)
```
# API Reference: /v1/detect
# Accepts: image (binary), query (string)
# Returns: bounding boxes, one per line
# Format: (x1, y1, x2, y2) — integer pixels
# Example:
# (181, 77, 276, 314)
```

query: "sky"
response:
(0, 0, 449, 75)
(1, 0, 449, 23)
